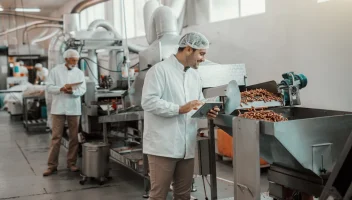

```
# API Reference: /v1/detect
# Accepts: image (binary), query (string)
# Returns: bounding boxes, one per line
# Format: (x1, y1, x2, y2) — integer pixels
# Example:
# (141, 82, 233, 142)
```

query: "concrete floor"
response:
(0, 111, 269, 200)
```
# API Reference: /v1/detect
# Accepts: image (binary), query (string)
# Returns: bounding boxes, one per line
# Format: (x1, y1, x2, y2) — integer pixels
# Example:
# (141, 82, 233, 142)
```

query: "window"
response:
(210, 0, 266, 22)
(80, 2, 106, 30)
(113, 0, 147, 39)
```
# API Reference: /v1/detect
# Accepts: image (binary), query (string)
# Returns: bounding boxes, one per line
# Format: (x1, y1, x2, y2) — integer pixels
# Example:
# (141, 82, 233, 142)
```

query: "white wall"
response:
(178, 0, 352, 111)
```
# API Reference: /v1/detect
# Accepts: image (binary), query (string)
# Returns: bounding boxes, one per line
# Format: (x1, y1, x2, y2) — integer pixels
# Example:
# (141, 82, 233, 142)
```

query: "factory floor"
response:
(0, 111, 269, 200)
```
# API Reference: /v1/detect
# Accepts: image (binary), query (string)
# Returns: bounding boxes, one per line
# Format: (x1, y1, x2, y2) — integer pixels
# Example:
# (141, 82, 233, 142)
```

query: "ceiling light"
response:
(317, 0, 330, 3)
(15, 8, 41, 12)
(0, 8, 4, 12)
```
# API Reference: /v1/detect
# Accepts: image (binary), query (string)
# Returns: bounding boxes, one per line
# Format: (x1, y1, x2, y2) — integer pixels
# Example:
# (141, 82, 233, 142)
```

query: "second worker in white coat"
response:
(142, 32, 220, 200)
(43, 49, 86, 176)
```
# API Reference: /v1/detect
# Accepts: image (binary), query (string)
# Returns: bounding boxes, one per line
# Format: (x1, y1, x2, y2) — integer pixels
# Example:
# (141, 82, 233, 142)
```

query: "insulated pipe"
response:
(0, 12, 63, 22)
(153, 6, 178, 39)
(31, 29, 62, 44)
(145, 6, 179, 45)
(0, 20, 48, 36)
(23, 24, 63, 44)
(144, 0, 160, 45)
(71, 0, 110, 13)
(87, 19, 145, 53)
(25, 28, 49, 44)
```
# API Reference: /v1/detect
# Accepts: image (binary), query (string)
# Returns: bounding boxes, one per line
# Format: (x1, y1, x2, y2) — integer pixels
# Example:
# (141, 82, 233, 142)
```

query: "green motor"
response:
(280, 72, 308, 89)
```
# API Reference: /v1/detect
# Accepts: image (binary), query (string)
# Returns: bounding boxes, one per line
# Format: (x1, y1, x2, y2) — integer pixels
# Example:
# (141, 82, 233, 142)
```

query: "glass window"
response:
(240, 0, 266, 17)
(210, 0, 239, 22)
(80, 2, 106, 30)
(209, 0, 265, 22)
(113, 0, 147, 39)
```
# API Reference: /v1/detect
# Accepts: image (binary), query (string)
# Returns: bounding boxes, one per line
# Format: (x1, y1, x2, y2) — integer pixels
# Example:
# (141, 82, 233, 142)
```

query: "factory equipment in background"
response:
(196, 70, 352, 200)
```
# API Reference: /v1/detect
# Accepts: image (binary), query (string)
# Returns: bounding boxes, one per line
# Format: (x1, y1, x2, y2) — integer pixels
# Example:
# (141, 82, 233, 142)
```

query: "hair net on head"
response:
(19, 61, 24, 66)
(179, 32, 210, 49)
(35, 63, 43, 68)
(63, 49, 80, 59)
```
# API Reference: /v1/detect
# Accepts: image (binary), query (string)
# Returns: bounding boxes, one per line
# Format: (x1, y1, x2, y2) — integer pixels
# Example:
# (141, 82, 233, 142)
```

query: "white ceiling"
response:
(0, 0, 72, 15)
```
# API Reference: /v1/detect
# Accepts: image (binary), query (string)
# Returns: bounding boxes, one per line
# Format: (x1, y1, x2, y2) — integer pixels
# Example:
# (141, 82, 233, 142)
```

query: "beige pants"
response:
(47, 115, 80, 169)
(148, 155, 194, 200)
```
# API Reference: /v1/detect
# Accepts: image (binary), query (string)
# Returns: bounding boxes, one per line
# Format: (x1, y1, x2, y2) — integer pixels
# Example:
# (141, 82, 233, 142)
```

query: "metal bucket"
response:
(82, 142, 110, 179)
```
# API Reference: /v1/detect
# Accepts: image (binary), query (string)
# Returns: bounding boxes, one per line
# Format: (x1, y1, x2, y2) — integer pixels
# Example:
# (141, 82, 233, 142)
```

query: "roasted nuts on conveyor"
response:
(238, 107, 288, 122)
(240, 89, 282, 105)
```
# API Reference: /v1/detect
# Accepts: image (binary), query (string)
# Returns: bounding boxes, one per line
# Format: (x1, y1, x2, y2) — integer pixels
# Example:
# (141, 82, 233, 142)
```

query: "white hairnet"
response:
(35, 63, 43, 68)
(63, 49, 80, 59)
(19, 61, 24, 66)
(179, 32, 210, 49)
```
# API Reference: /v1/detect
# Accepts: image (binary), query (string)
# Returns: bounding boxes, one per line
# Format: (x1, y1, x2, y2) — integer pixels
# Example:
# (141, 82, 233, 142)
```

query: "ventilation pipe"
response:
(48, 32, 65, 70)
(31, 29, 62, 45)
(71, 0, 110, 13)
(24, 28, 49, 44)
(144, 0, 160, 45)
(0, 20, 48, 36)
(23, 24, 63, 44)
(0, 12, 63, 22)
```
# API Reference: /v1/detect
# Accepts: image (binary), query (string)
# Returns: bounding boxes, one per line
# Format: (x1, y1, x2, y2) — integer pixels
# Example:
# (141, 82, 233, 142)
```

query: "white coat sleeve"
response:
(72, 72, 86, 97)
(46, 69, 61, 95)
(141, 66, 180, 117)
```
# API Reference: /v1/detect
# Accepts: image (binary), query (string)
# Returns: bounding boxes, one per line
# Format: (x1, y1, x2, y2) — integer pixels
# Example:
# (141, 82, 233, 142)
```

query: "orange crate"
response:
(217, 129, 269, 166)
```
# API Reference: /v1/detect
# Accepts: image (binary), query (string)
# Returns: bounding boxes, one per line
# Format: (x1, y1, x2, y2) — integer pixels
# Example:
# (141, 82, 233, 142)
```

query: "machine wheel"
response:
(99, 177, 105, 185)
(79, 180, 86, 185)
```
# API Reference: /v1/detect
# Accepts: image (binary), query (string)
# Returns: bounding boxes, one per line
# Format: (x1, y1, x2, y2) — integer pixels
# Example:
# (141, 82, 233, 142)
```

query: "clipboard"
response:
(66, 82, 83, 89)
(191, 102, 222, 119)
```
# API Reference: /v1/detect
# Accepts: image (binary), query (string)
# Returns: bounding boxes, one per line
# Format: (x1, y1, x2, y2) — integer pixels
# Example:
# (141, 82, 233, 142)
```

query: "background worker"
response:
(43, 49, 86, 176)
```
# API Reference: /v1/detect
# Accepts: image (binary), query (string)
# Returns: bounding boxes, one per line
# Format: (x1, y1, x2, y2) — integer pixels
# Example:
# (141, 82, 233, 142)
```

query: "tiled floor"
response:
(0, 111, 269, 200)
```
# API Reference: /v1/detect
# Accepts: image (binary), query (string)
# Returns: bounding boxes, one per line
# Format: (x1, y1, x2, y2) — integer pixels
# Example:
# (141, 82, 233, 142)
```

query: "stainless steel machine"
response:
(199, 73, 352, 200)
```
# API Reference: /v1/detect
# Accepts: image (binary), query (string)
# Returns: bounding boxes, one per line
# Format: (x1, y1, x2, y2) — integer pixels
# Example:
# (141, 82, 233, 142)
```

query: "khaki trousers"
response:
(47, 115, 80, 169)
(148, 155, 194, 200)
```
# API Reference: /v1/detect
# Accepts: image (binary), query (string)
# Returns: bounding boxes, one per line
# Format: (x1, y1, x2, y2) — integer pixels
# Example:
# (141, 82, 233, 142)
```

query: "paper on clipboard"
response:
(67, 81, 83, 89)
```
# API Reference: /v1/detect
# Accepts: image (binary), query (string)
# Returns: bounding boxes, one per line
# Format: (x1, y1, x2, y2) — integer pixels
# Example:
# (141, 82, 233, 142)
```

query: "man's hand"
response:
(179, 100, 204, 114)
(60, 87, 73, 94)
(64, 84, 72, 90)
(207, 106, 220, 119)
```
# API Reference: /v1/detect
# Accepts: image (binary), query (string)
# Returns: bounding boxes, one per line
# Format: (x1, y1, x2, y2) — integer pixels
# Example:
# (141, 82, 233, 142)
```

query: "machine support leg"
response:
(103, 123, 108, 144)
(208, 119, 218, 200)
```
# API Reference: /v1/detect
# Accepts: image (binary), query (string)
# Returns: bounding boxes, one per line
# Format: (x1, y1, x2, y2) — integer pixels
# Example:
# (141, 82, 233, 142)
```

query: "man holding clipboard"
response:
(43, 49, 86, 176)
(141, 32, 220, 199)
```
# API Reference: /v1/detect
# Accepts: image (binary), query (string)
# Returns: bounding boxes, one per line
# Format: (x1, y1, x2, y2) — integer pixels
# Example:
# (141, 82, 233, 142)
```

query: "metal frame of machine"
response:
(201, 73, 352, 200)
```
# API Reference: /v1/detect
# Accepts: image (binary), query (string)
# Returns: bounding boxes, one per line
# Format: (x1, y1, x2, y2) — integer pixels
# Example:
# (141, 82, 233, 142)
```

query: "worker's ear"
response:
(185, 46, 194, 55)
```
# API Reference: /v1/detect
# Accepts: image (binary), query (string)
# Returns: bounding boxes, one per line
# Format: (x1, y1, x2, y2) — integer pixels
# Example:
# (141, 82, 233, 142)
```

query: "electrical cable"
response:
(81, 56, 124, 73)
(79, 58, 99, 81)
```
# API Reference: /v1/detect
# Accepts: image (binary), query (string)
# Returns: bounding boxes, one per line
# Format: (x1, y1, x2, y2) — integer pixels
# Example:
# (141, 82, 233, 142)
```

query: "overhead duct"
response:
(0, 20, 48, 36)
(48, 31, 65, 70)
(145, 6, 179, 45)
(31, 29, 62, 44)
(0, 12, 63, 22)
(23, 24, 63, 44)
(71, 0, 110, 13)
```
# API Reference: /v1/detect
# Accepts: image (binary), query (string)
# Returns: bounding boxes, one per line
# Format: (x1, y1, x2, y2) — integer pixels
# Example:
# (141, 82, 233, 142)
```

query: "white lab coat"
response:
(142, 55, 204, 159)
(20, 66, 28, 76)
(36, 68, 49, 82)
(46, 64, 86, 115)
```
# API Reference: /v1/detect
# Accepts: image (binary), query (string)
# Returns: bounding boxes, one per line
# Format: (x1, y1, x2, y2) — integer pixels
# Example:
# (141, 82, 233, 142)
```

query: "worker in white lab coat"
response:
(43, 49, 86, 176)
(34, 63, 49, 84)
(18, 60, 28, 77)
(141, 32, 220, 200)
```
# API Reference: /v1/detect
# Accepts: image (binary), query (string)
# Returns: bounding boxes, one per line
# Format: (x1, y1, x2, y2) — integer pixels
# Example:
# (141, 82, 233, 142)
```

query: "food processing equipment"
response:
(198, 72, 352, 200)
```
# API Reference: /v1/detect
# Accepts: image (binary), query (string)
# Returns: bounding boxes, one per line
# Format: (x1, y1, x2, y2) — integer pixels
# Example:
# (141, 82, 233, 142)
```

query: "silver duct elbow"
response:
(71, 0, 110, 13)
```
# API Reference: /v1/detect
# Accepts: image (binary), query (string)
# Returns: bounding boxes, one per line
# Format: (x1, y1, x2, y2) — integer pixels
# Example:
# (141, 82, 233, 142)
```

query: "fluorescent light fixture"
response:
(0, 8, 3, 12)
(317, 0, 330, 3)
(15, 8, 41, 12)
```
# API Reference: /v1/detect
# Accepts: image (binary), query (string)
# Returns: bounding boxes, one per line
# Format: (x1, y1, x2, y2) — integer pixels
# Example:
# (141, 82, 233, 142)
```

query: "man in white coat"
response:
(141, 32, 219, 200)
(43, 49, 86, 176)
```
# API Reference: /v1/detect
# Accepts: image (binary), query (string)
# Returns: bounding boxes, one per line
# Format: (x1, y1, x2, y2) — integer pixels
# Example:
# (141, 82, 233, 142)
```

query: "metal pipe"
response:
(0, 12, 62, 22)
(0, 20, 48, 36)
(23, 24, 63, 44)
(71, 0, 110, 13)
(31, 29, 62, 44)
(25, 28, 49, 44)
